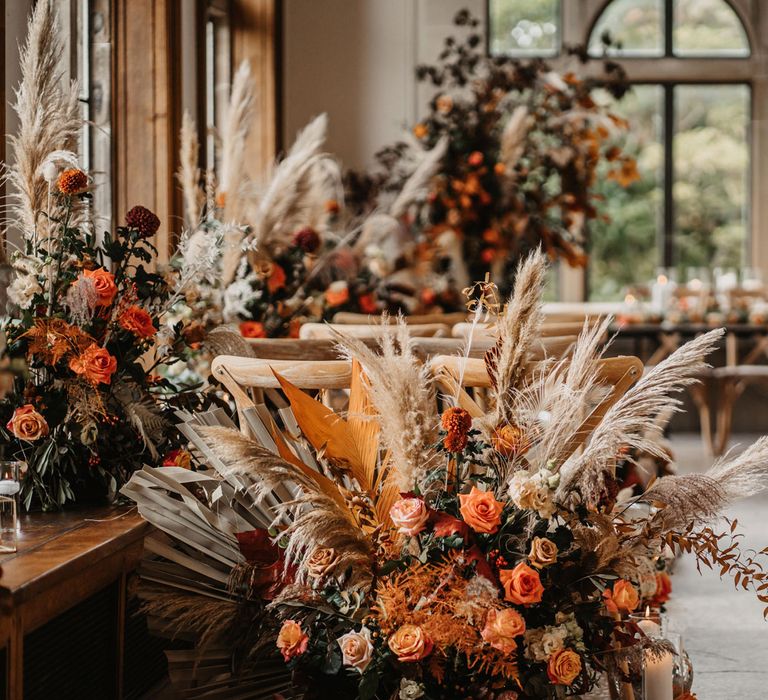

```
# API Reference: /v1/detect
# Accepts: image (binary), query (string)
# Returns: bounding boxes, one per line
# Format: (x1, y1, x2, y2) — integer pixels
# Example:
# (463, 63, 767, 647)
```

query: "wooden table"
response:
(0, 506, 150, 699)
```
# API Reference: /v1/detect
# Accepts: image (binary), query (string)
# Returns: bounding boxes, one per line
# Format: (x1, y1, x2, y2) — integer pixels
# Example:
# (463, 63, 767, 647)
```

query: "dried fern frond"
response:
(114, 382, 170, 461)
(199, 426, 373, 586)
(177, 110, 204, 228)
(558, 328, 723, 505)
(335, 320, 439, 493)
(486, 249, 547, 426)
(5, 0, 82, 244)
(641, 436, 768, 531)
(389, 136, 448, 219)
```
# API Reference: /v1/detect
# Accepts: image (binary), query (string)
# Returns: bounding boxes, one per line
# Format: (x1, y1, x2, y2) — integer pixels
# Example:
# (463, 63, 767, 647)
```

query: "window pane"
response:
(589, 86, 664, 301)
(588, 0, 664, 57)
(489, 0, 559, 56)
(674, 0, 750, 56)
(674, 85, 750, 274)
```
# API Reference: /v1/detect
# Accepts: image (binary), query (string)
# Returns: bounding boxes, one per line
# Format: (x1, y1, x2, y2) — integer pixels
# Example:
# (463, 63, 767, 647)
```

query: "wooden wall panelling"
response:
(231, 0, 279, 180)
(113, 0, 182, 261)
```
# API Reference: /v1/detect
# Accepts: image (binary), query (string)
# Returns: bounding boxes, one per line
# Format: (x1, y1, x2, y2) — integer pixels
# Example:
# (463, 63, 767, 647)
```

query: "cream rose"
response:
(337, 626, 373, 673)
(6, 404, 49, 442)
(528, 537, 558, 569)
(390, 497, 429, 536)
(305, 547, 340, 581)
(388, 624, 433, 662)
(481, 608, 526, 654)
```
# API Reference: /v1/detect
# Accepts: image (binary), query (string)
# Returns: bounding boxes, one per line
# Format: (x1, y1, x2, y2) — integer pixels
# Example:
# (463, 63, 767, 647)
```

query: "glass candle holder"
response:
(0, 461, 21, 553)
(629, 610, 674, 700)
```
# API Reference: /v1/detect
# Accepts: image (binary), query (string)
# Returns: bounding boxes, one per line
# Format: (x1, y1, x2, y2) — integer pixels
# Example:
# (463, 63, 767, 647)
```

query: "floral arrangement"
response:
(173, 67, 347, 346)
(124, 251, 768, 699)
(346, 10, 635, 304)
(0, 2, 198, 508)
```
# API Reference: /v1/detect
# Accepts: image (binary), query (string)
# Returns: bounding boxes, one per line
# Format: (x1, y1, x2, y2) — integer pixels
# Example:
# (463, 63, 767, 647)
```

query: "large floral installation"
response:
(345, 10, 635, 306)
(124, 251, 768, 699)
(0, 2, 201, 508)
(172, 65, 347, 347)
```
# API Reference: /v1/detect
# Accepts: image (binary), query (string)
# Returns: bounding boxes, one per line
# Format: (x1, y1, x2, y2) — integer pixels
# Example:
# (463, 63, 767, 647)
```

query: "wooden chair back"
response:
(300, 322, 451, 340)
(452, 320, 600, 340)
(332, 311, 468, 326)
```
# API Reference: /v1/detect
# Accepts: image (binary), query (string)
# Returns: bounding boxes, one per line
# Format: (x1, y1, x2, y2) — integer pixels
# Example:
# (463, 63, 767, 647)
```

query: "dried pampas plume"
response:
(486, 249, 547, 426)
(642, 436, 768, 531)
(198, 426, 372, 585)
(390, 136, 448, 219)
(4, 0, 82, 249)
(499, 105, 530, 179)
(558, 328, 724, 505)
(177, 111, 203, 228)
(335, 320, 438, 492)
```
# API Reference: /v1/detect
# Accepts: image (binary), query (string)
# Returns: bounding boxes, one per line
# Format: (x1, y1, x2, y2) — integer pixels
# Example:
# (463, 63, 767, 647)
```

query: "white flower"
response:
(399, 678, 425, 699)
(7, 273, 42, 309)
(541, 627, 567, 657)
(337, 627, 373, 673)
(222, 276, 258, 321)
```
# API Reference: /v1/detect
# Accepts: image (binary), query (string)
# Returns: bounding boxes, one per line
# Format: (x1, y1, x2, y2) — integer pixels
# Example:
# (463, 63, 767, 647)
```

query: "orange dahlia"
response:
(57, 168, 88, 195)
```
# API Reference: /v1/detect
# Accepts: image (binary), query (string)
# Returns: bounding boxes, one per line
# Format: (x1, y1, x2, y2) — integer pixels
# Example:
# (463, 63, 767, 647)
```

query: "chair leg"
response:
(688, 383, 713, 457)
(715, 380, 744, 456)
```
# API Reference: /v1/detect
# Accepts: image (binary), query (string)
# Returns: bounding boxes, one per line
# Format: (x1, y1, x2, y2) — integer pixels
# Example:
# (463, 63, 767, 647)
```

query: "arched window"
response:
(488, 0, 762, 302)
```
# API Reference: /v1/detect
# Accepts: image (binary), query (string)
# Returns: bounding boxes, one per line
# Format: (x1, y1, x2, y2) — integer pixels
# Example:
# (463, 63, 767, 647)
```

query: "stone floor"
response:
(665, 434, 768, 699)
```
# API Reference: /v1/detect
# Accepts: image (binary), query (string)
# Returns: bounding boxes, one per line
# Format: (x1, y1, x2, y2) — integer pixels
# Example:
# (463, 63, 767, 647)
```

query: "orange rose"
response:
(81, 268, 117, 307)
(528, 537, 558, 569)
(547, 648, 582, 686)
(413, 123, 428, 139)
(305, 547, 340, 581)
(325, 281, 350, 307)
(239, 321, 267, 338)
(603, 579, 640, 615)
(119, 305, 156, 338)
(267, 264, 287, 294)
(500, 563, 544, 606)
(468, 151, 484, 166)
(6, 404, 48, 442)
(459, 486, 504, 534)
(481, 608, 526, 654)
(69, 343, 117, 385)
(651, 572, 672, 606)
(492, 424, 528, 458)
(162, 449, 191, 469)
(387, 624, 433, 662)
(358, 294, 378, 315)
(276, 620, 308, 661)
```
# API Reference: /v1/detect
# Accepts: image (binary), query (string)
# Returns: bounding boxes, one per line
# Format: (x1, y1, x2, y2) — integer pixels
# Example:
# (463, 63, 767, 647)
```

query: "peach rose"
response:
(603, 579, 640, 615)
(337, 627, 374, 673)
(305, 547, 340, 581)
(387, 624, 433, 662)
(528, 537, 558, 569)
(459, 486, 504, 534)
(6, 404, 48, 442)
(276, 620, 309, 661)
(547, 648, 582, 686)
(69, 343, 118, 385)
(390, 497, 429, 536)
(481, 608, 526, 654)
(81, 268, 117, 307)
(500, 563, 544, 606)
(239, 321, 267, 338)
(119, 305, 156, 338)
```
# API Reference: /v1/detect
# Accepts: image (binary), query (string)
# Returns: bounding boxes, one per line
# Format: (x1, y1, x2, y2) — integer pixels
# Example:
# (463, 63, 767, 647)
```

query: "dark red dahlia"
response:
(292, 226, 321, 253)
(125, 205, 161, 238)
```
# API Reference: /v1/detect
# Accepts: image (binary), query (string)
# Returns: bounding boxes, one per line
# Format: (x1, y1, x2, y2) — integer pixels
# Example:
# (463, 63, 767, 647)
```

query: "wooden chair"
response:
(299, 322, 451, 340)
(332, 311, 468, 326)
(452, 320, 601, 340)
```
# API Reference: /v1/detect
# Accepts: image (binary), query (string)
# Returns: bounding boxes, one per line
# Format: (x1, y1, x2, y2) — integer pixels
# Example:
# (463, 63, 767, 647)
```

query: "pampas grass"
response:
(199, 426, 373, 585)
(177, 111, 204, 228)
(486, 249, 547, 426)
(335, 320, 439, 492)
(4, 0, 81, 247)
(558, 328, 724, 505)
(390, 136, 448, 219)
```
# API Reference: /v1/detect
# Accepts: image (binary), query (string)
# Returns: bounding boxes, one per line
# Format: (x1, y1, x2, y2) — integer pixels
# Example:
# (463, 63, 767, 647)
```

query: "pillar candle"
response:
(637, 617, 673, 700)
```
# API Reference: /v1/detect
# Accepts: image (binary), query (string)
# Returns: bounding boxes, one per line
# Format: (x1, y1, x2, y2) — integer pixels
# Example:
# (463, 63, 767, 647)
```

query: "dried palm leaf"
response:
(205, 326, 256, 358)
